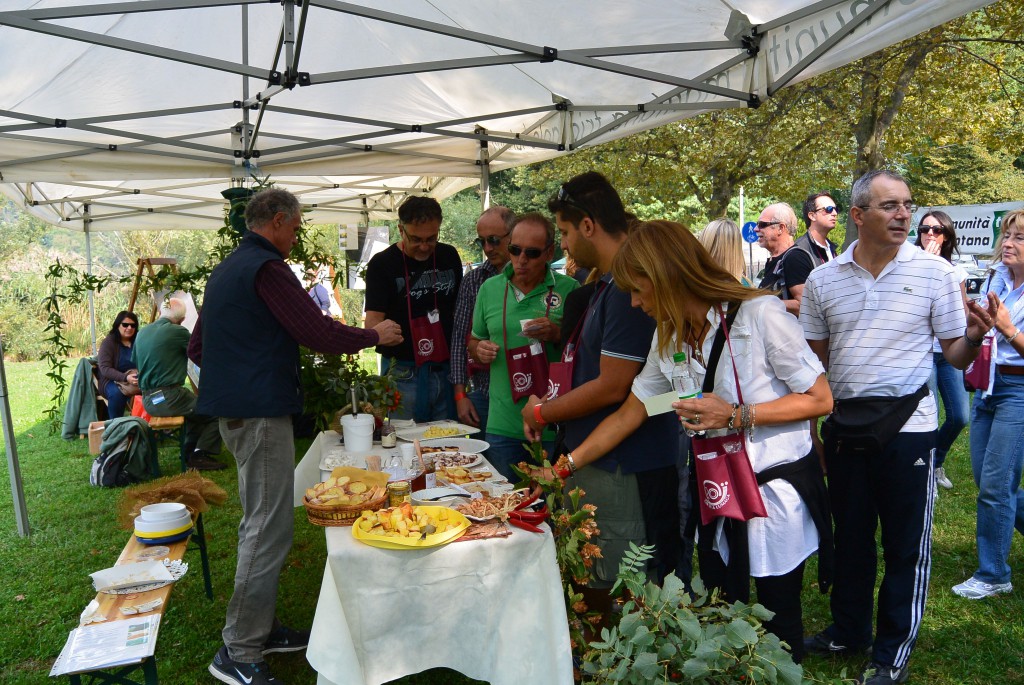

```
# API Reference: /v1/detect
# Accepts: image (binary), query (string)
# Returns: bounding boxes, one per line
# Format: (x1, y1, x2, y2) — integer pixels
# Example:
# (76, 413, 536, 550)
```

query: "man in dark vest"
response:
(189, 188, 402, 685)
(797, 192, 840, 266)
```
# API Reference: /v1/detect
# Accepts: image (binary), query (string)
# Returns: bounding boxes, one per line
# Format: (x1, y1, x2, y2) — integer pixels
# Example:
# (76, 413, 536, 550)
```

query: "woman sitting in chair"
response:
(97, 310, 140, 419)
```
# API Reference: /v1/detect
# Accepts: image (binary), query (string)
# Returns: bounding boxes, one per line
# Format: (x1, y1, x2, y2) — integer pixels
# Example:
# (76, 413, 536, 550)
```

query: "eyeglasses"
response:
(815, 205, 839, 214)
(120, 322, 137, 329)
(919, 225, 944, 234)
(473, 232, 511, 249)
(556, 184, 594, 220)
(860, 201, 917, 215)
(508, 244, 551, 260)
(756, 220, 784, 230)
(401, 228, 438, 246)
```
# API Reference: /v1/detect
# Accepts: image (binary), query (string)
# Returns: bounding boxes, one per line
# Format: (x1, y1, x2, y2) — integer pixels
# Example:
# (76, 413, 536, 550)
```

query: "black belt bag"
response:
(821, 382, 929, 452)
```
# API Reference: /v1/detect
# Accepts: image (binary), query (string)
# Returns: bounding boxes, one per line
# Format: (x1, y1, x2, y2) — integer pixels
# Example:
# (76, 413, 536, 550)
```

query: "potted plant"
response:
(299, 351, 402, 434)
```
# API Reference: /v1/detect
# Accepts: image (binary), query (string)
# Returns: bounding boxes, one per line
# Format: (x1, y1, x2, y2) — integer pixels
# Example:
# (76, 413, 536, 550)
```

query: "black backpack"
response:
(89, 433, 137, 487)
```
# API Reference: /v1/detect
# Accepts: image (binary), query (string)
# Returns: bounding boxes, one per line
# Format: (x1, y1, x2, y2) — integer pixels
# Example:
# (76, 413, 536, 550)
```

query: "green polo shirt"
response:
(471, 264, 579, 440)
(132, 318, 190, 391)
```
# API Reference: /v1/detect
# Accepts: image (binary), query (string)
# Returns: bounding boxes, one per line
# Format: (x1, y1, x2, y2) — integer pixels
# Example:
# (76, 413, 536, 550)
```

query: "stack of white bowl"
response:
(134, 502, 193, 544)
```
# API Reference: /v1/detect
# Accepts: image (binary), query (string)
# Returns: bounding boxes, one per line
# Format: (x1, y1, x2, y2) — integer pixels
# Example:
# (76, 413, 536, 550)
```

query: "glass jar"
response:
(380, 418, 397, 447)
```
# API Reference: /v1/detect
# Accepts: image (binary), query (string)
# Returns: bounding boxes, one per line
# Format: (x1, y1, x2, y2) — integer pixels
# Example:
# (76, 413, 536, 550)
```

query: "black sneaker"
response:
(803, 630, 871, 656)
(209, 646, 281, 684)
(188, 450, 227, 471)
(860, 661, 909, 684)
(263, 625, 310, 655)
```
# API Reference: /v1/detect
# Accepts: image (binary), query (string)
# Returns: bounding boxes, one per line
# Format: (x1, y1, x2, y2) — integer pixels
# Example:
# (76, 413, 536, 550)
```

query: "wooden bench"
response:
(146, 415, 188, 471)
(61, 515, 213, 685)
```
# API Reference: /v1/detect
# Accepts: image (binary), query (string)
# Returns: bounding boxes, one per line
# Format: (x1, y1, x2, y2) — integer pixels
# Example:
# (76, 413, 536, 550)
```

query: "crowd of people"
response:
(95, 174, 1022, 685)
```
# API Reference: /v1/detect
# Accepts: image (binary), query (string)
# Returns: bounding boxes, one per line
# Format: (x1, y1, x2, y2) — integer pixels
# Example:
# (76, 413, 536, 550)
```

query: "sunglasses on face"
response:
(556, 184, 594, 220)
(121, 322, 138, 329)
(919, 225, 945, 234)
(473, 232, 510, 249)
(816, 205, 839, 214)
(508, 244, 551, 260)
(756, 220, 783, 230)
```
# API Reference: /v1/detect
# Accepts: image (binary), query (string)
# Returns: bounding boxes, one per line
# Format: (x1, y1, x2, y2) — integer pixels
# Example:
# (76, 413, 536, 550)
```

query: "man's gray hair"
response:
(763, 202, 798, 237)
(160, 297, 187, 324)
(850, 170, 909, 212)
(245, 188, 301, 231)
(479, 205, 517, 232)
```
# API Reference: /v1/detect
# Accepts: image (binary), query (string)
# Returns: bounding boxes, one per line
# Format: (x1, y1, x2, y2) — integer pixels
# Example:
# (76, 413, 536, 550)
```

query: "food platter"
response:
(351, 505, 470, 549)
(395, 421, 480, 442)
(419, 437, 490, 454)
(431, 452, 483, 469)
(435, 465, 502, 486)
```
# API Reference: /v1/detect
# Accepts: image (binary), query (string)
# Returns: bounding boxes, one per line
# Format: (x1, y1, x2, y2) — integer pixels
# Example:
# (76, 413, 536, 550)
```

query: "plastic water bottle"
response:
(672, 352, 702, 400)
(672, 352, 703, 437)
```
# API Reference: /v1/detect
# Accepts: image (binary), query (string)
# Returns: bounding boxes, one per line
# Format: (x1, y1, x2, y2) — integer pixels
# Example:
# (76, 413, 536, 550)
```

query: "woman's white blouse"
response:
(631, 295, 825, 577)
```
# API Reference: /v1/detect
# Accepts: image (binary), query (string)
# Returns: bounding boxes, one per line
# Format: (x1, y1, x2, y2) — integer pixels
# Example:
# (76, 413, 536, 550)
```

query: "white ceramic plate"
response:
(418, 437, 490, 454)
(431, 452, 483, 469)
(395, 422, 480, 442)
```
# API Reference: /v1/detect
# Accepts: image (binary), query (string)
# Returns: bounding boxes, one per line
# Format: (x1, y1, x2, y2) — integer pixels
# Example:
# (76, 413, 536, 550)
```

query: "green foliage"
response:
(298, 351, 401, 432)
(905, 143, 1024, 206)
(581, 544, 853, 685)
(514, 443, 603, 655)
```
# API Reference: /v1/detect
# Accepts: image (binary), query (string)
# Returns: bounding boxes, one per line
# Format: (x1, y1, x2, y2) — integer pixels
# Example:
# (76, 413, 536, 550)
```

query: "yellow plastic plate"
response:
(134, 520, 194, 538)
(352, 505, 470, 549)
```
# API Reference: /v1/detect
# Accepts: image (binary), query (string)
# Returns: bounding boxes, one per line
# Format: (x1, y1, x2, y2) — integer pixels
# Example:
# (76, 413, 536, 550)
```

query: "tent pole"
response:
(0, 334, 30, 537)
(85, 209, 97, 355)
(479, 140, 490, 210)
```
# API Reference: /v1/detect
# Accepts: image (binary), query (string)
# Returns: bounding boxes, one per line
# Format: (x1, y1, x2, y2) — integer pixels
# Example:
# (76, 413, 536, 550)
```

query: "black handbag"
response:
(820, 383, 929, 452)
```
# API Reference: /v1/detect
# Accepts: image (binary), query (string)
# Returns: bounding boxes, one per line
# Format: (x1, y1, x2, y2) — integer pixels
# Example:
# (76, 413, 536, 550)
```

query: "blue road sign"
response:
(742, 221, 759, 243)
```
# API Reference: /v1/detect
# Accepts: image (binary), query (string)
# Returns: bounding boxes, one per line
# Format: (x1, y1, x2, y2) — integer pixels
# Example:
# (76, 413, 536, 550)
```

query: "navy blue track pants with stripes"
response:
(822, 430, 936, 669)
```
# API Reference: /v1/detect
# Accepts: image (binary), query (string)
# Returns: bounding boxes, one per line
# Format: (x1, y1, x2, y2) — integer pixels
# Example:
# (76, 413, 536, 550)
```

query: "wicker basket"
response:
(304, 490, 389, 527)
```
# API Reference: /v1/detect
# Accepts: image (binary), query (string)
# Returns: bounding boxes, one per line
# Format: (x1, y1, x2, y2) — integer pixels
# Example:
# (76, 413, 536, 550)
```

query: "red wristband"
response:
(533, 402, 548, 427)
(454, 391, 468, 402)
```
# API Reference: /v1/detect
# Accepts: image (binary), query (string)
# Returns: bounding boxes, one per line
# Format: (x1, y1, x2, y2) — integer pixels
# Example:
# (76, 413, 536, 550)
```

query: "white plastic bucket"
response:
(340, 413, 375, 452)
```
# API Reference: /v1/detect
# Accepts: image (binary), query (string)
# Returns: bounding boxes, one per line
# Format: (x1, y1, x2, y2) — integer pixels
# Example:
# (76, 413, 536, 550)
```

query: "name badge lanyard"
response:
(402, 249, 449, 365)
(502, 280, 553, 402)
(546, 280, 607, 399)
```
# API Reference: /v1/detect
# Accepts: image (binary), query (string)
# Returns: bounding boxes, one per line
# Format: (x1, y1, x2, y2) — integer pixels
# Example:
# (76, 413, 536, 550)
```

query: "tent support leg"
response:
(1, 335, 30, 537)
(479, 140, 490, 210)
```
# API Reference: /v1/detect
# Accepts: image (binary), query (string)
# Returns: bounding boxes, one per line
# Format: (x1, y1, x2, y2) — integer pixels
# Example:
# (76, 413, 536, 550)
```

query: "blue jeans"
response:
(485, 433, 552, 482)
(104, 380, 131, 419)
(968, 372, 1024, 585)
(928, 352, 970, 467)
(384, 359, 454, 423)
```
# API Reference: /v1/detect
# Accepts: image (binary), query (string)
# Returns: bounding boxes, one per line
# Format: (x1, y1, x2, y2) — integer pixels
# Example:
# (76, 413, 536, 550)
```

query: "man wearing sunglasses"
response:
(449, 206, 516, 432)
(468, 213, 578, 479)
(756, 202, 812, 316)
(797, 192, 841, 267)
(365, 196, 463, 422)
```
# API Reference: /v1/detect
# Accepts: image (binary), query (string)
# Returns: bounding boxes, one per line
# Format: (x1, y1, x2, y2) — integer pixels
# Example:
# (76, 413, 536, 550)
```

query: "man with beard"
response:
(520, 171, 680, 594)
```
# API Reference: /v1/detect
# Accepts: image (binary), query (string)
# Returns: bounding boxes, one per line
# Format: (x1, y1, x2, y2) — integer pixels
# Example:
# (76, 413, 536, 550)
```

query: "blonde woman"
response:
(698, 218, 750, 285)
(544, 220, 833, 663)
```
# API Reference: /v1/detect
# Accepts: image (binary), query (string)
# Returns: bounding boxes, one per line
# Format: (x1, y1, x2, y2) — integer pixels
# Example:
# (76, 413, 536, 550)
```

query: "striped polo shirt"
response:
(800, 240, 965, 431)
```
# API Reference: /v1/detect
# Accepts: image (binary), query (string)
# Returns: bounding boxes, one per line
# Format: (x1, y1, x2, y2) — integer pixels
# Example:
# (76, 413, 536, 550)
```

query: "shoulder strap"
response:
(701, 303, 741, 394)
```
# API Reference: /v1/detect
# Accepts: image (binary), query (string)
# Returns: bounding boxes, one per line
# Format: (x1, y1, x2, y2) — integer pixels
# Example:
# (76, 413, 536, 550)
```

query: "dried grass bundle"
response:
(116, 471, 228, 530)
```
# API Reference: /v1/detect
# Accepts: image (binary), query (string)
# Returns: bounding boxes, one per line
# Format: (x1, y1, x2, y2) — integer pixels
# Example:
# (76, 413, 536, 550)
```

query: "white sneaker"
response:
(952, 577, 1012, 599)
(935, 467, 953, 490)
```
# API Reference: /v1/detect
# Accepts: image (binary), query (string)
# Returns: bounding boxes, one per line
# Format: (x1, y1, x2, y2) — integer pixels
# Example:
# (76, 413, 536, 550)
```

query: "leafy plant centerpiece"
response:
(300, 352, 402, 432)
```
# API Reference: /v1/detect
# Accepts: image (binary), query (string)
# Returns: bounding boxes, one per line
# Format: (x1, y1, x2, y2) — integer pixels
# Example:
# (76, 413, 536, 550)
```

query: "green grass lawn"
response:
(1, 360, 1022, 684)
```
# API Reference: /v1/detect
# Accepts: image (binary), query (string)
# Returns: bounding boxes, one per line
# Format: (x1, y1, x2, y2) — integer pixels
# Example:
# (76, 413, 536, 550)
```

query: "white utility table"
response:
(293, 431, 574, 685)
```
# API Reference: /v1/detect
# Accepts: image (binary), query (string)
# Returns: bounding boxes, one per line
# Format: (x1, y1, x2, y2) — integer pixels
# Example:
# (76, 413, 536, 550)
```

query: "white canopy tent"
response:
(0, 0, 993, 232)
(0, 0, 994, 535)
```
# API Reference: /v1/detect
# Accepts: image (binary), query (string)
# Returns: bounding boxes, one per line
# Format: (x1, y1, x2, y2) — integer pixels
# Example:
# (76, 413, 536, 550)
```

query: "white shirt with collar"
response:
(800, 240, 965, 432)
(632, 295, 825, 576)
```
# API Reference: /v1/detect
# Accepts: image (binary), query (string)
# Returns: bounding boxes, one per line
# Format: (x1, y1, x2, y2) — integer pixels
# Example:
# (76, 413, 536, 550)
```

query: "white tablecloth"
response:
(294, 432, 574, 685)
